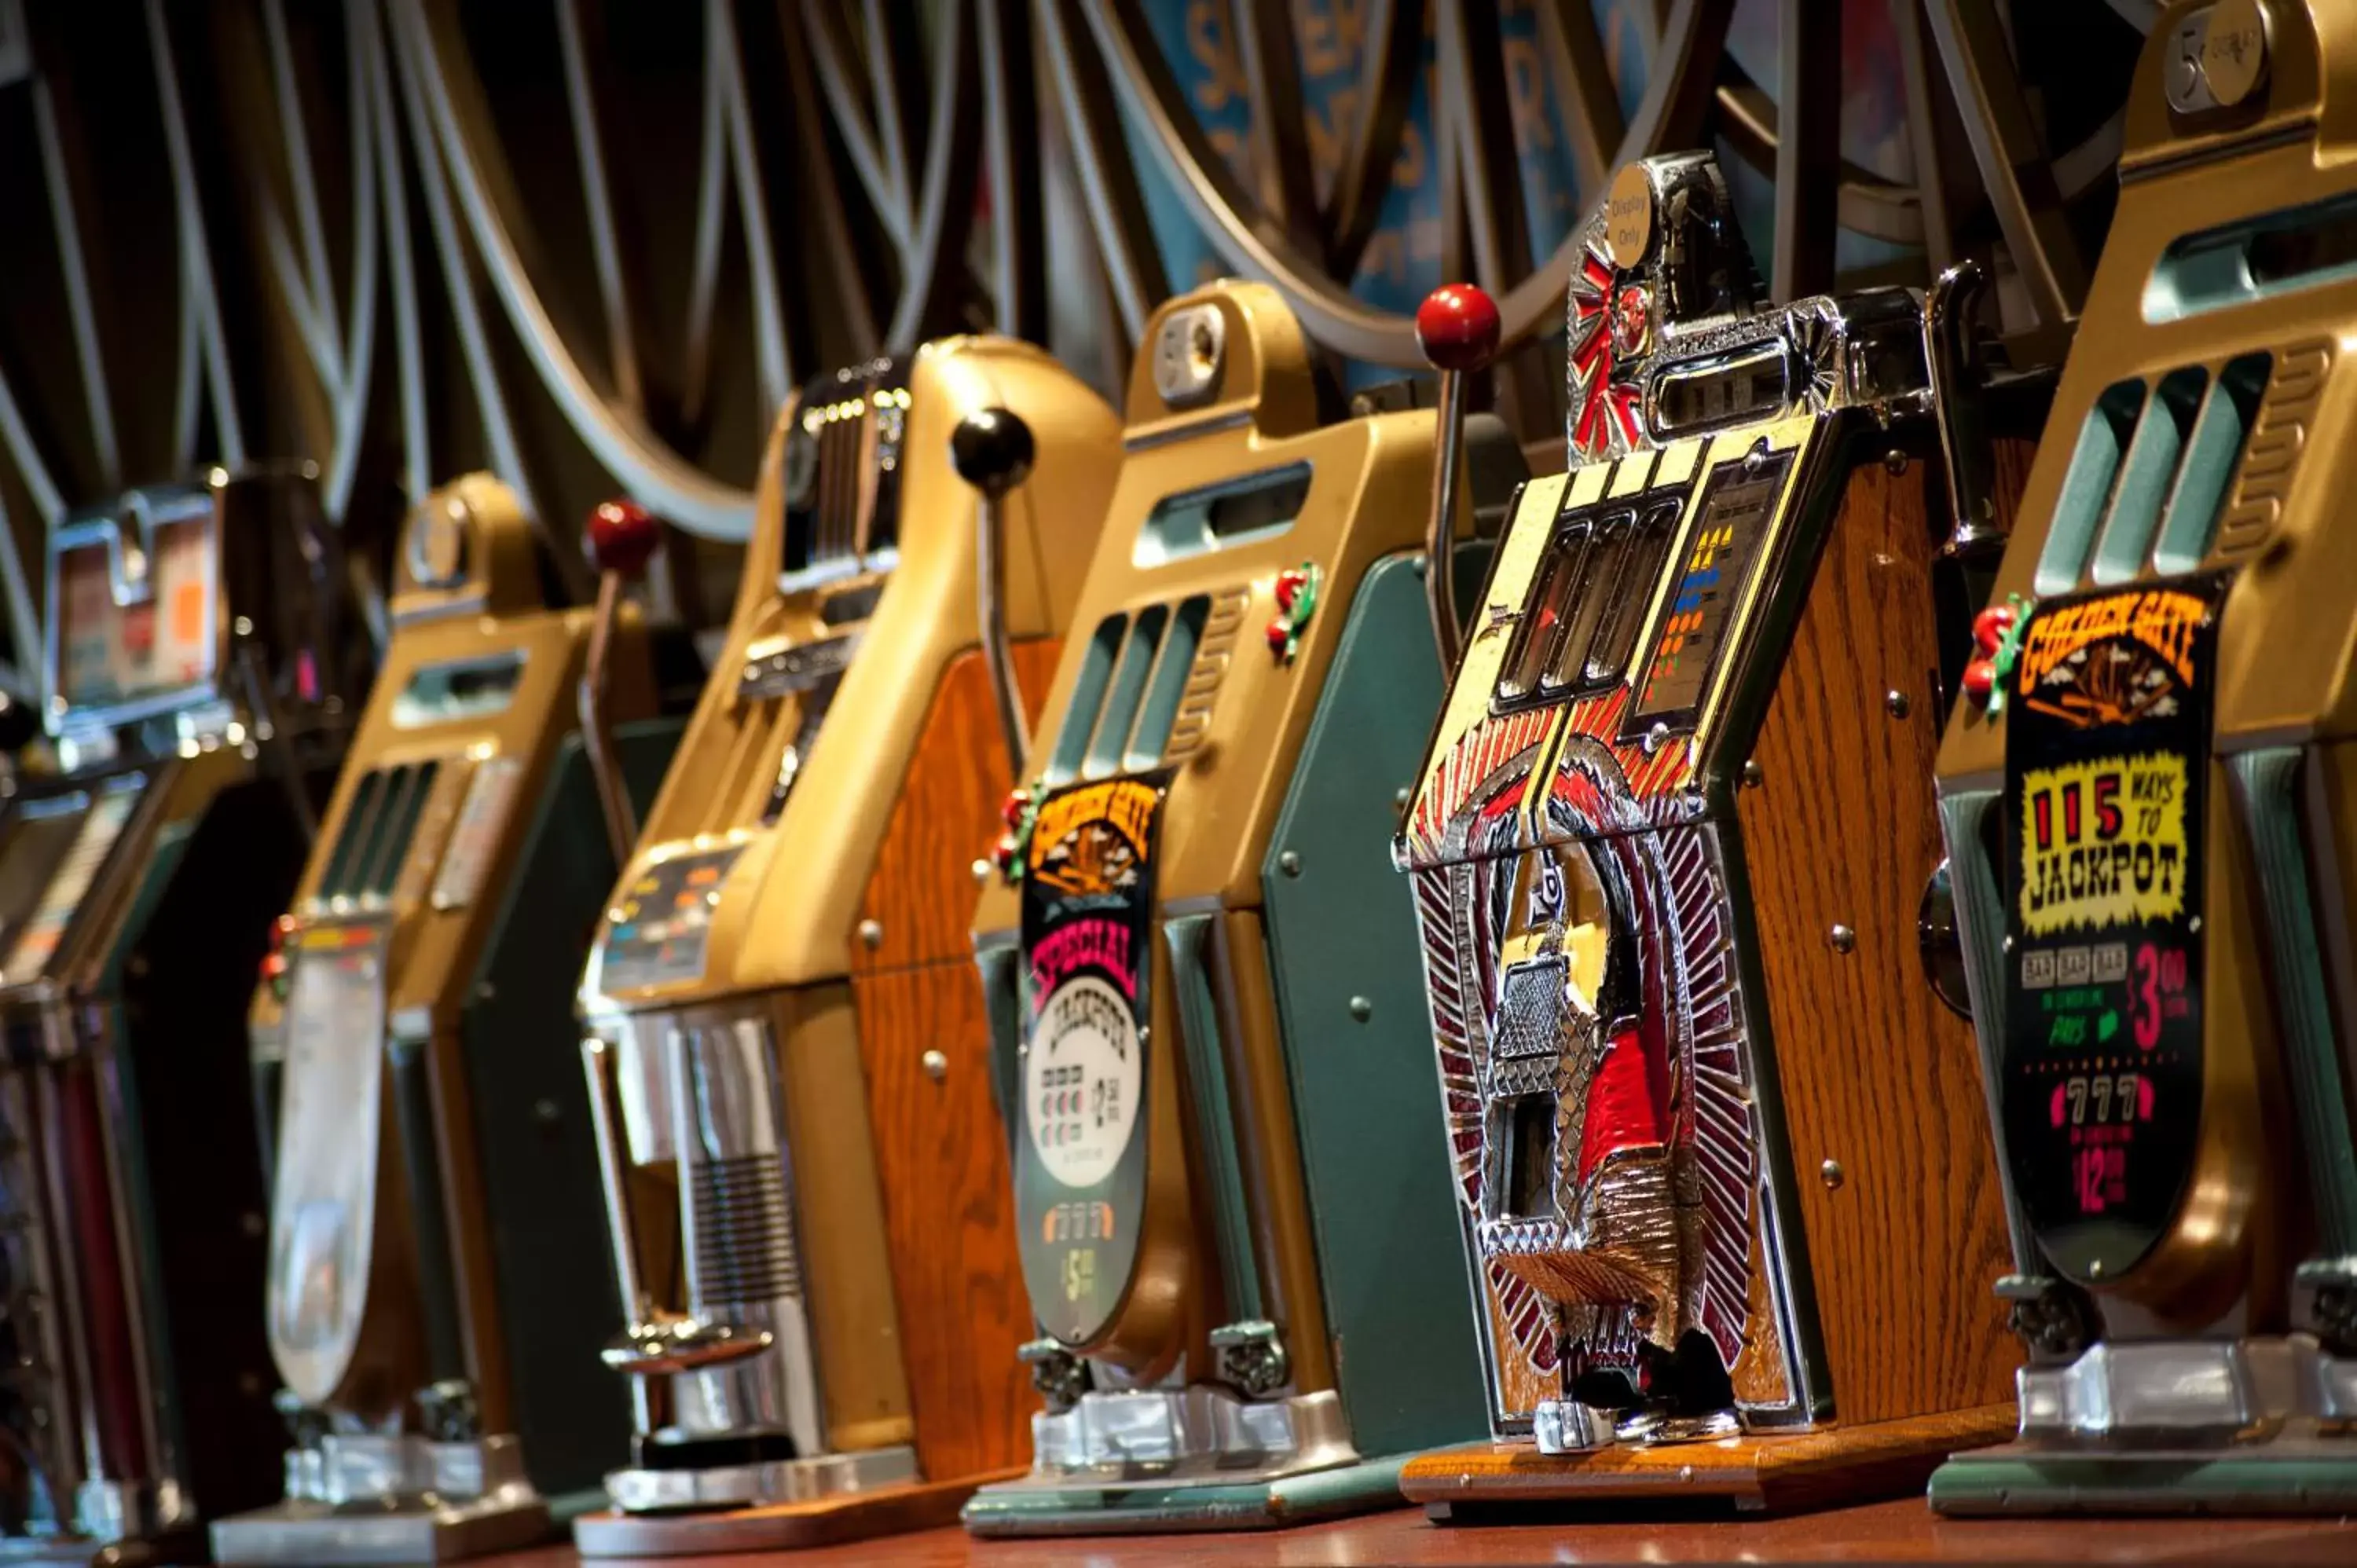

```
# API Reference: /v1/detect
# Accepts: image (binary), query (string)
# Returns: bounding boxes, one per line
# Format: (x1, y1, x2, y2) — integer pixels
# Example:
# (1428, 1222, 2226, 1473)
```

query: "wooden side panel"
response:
(847, 643, 1058, 1480)
(1735, 455, 2018, 1427)
(848, 962, 1031, 1480)
(852, 641, 1062, 975)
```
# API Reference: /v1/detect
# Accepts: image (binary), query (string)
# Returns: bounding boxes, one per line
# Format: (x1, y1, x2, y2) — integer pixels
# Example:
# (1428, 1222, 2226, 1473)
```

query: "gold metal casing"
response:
(1935, 0, 2357, 1324)
(259, 473, 653, 1423)
(584, 337, 1120, 1459)
(973, 280, 1446, 1384)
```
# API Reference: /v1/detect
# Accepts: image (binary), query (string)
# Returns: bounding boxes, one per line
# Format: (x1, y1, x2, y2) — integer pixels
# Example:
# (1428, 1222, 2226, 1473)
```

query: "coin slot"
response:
(2034, 379, 2147, 597)
(2153, 352, 2271, 574)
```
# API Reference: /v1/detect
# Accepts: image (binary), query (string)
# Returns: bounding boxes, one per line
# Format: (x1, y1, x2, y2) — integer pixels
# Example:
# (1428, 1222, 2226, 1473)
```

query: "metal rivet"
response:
(922, 1050, 948, 1083)
(1644, 721, 1670, 755)
(1885, 690, 1910, 720)
(1741, 759, 1763, 789)
(971, 858, 992, 883)
(1394, 786, 1412, 808)
(2088, 1258, 2106, 1280)
(475, 981, 496, 1002)
(1412, 556, 1429, 579)
(1820, 1159, 1845, 1190)
(533, 1098, 561, 1127)
(1883, 449, 1909, 475)
(858, 919, 884, 949)
(1278, 851, 1302, 877)
(1829, 924, 1856, 954)
(1348, 996, 1373, 1022)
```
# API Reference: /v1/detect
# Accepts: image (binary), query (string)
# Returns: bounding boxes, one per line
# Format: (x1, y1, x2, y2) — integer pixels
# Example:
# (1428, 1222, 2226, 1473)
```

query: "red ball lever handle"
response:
(581, 498, 662, 866)
(1416, 283, 1502, 375)
(587, 498, 662, 579)
(1414, 283, 1500, 671)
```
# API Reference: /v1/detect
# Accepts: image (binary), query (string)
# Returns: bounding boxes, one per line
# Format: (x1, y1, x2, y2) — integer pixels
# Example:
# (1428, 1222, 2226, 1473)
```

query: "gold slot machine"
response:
(569, 343, 1119, 1557)
(211, 474, 676, 1563)
(1396, 151, 2034, 1515)
(0, 468, 364, 1565)
(1932, 0, 2357, 1514)
(962, 280, 1526, 1535)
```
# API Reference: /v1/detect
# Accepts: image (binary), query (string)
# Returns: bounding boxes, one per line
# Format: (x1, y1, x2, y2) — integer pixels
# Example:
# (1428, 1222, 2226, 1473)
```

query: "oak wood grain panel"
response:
(853, 641, 1062, 976)
(1400, 1405, 2016, 1513)
(1734, 453, 2020, 1427)
(849, 959, 1032, 1482)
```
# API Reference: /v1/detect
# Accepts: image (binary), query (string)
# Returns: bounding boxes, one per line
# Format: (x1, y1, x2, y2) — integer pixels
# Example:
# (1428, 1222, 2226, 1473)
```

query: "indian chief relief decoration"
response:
(1399, 148, 1940, 1446)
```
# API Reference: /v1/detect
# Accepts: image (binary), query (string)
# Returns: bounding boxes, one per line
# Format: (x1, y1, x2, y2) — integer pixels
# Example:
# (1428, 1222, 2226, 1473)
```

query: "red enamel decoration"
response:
(1972, 603, 2018, 657)
(1274, 567, 1307, 614)
(1962, 657, 1996, 702)
(1414, 283, 1501, 373)
(587, 498, 662, 577)
(1609, 284, 1650, 355)
(1265, 619, 1292, 657)
(1000, 789, 1029, 830)
(1568, 247, 1644, 462)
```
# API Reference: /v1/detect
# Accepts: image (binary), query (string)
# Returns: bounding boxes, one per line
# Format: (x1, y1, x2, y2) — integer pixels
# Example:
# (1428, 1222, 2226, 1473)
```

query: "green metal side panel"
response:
(1261, 550, 1487, 1459)
(459, 717, 684, 1497)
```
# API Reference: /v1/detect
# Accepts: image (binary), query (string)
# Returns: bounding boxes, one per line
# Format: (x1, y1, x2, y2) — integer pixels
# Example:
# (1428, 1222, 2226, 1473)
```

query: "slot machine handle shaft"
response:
(1924, 261, 2001, 563)
(951, 408, 1039, 780)
(1417, 284, 1503, 671)
(581, 500, 661, 868)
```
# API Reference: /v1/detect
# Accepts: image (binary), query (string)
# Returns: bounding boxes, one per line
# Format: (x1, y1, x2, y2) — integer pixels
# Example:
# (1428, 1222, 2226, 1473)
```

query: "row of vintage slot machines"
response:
(2, 5, 2353, 1562)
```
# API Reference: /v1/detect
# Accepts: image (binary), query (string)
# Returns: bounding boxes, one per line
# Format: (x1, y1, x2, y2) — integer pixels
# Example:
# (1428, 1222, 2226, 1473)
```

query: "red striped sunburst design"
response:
(1568, 247, 1643, 463)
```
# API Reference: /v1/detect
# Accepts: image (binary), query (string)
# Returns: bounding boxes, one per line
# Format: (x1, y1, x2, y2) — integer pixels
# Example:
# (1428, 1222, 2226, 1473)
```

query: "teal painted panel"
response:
(461, 716, 685, 1496)
(1261, 551, 1487, 1458)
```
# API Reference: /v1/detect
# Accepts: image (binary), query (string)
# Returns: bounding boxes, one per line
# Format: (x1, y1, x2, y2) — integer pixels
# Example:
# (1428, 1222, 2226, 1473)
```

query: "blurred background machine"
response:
(570, 343, 1119, 1556)
(0, 468, 365, 1564)
(1933, 0, 2357, 1515)
(214, 475, 680, 1564)
(963, 279, 1523, 1535)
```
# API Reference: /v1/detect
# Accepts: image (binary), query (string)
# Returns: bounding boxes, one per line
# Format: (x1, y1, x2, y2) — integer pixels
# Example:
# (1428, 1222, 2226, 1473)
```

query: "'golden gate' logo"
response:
(2017, 588, 2207, 696)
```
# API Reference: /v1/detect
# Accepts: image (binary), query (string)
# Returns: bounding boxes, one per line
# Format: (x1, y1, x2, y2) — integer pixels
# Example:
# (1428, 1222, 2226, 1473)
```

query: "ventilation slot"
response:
(1083, 606, 1169, 779)
(319, 761, 439, 904)
(2035, 379, 2146, 595)
(1046, 614, 1127, 786)
(2091, 368, 2205, 586)
(317, 768, 385, 901)
(1125, 596, 1210, 771)
(2153, 353, 2270, 573)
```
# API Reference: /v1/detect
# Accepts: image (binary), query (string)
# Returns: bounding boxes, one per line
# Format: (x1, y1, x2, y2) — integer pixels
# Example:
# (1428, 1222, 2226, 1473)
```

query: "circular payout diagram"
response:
(1026, 973, 1142, 1189)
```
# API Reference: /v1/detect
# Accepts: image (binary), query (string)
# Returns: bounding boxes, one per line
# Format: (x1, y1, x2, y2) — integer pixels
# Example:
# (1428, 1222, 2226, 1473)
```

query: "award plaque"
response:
(1396, 152, 2030, 1515)
(569, 342, 1123, 1557)
(1931, 0, 2357, 1515)
(963, 280, 1524, 1535)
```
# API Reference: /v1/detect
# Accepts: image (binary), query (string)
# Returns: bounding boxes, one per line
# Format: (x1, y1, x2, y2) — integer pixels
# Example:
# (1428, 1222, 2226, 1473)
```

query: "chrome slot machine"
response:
(1932, 0, 2357, 1515)
(570, 343, 1119, 1557)
(0, 468, 363, 1565)
(1397, 151, 2032, 1515)
(962, 280, 1525, 1535)
(212, 477, 678, 1564)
